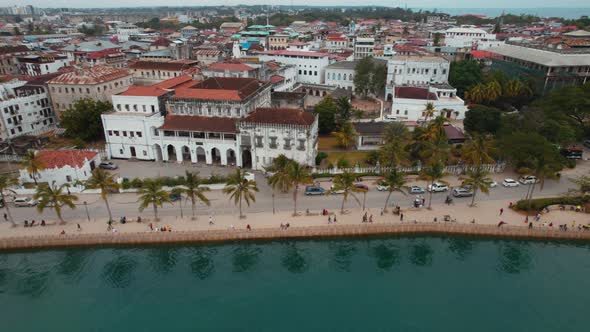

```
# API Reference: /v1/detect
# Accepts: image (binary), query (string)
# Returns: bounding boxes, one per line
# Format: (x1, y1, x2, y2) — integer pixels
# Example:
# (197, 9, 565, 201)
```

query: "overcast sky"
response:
(1, 1, 589, 9)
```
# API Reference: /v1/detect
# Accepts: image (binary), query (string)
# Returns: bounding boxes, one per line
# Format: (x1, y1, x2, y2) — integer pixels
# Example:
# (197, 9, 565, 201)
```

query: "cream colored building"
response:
(47, 66, 132, 119)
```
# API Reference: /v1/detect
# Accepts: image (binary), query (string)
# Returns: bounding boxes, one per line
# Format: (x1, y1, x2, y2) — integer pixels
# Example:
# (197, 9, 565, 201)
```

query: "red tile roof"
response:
(152, 75, 195, 89)
(86, 48, 123, 59)
(119, 86, 169, 97)
(35, 150, 98, 169)
(129, 61, 196, 71)
(173, 77, 263, 101)
(194, 49, 221, 55)
(394, 87, 437, 100)
(47, 66, 130, 85)
(207, 62, 254, 71)
(258, 50, 328, 58)
(159, 115, 237, 133)
(0, 45, 29, 55)
(270, 75, 284, 84)
(243, 108, 315, 126)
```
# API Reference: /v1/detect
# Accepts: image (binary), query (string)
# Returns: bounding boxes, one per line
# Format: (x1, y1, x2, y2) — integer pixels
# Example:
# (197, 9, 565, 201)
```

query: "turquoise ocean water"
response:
(1, 237, 589, 331)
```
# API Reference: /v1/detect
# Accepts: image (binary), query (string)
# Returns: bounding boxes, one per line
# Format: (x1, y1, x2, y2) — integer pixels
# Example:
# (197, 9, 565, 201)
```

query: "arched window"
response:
(337, 73, 341, 80)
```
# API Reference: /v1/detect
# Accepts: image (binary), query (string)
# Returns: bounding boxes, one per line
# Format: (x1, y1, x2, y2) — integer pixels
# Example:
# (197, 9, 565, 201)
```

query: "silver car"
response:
(409, 186, 425, 194)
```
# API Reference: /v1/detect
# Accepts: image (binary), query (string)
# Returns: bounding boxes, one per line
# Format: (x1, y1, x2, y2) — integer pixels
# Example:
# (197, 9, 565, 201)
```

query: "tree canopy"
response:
(61, 99, 112, 142)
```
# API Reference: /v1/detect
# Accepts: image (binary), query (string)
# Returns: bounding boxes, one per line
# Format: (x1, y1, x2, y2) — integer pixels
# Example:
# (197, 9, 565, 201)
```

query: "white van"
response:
(14, 197, 36, 207)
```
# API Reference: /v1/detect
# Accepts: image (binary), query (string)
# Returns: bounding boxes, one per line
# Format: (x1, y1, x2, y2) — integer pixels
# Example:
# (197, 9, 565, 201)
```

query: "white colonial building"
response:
(257, 50, 333, 85)
(116, 23, 142, 42)
(388, 85, 467, 122)
(385, 55, 450, 101)
(325, 58, 387, 90)
(19, 150, 101, 186)
(0, 77, 57, 140)
(444, 26, 497, 49)
(102, 76, 318, 170)
(354, 37, 375, 59)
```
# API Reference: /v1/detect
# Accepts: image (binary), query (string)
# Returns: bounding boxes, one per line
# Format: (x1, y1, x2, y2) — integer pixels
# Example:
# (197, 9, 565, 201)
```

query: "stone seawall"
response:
(1, 223, 589, 251)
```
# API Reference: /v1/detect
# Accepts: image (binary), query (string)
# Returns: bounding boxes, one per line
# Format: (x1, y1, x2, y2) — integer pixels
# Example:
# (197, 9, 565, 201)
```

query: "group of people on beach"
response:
(361, 212, 373, 223)
(22, 219, 46, 227)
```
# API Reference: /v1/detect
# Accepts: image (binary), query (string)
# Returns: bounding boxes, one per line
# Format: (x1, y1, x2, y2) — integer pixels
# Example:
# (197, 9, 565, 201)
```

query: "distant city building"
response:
(16, 54, 69, 76)
(444, 26, 497, 49)
(257, 50, 332, 84)
(385, 55, 450, 101)
(389, 85, 467, 122)
(354, 37, 375, 59)
(19, 150, 101, 186)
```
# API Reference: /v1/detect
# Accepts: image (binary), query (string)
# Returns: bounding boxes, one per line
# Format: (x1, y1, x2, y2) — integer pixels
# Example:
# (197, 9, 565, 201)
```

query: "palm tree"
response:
(460, 167, 493, 207)
(286, 161, 313, 216)
(267, 155, 293, 214)
(223, 169, 259, 218)
(381, 168, 408, 212)
(179, 171, 210, 220)
(420, 161, 446, 209)
(137, 179, 171, 222)
(526, 152, 561, 211)
(34, 182, 78, 225)
(465, 83, 486, 103)
(331, 171, 363, 214)
(85, 168, 119, 222)
(423, 102, 436, 123)
(22, 150, 45, 185)
(462, 134, 496, 166)
(485, 80, 502, 101)
(0, 174, 17, 227)
(332, 122, 358, 149)
(379, 122, 410, 167)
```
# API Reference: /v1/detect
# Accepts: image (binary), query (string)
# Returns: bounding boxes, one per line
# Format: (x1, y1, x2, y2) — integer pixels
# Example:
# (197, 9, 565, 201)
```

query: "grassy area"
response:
(318, 135, 340, 150)
(324, 151, 370, 167)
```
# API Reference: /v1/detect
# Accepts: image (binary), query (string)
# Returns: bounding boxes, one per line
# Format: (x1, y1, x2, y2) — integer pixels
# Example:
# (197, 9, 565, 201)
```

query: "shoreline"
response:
(1, 222, 589, 252)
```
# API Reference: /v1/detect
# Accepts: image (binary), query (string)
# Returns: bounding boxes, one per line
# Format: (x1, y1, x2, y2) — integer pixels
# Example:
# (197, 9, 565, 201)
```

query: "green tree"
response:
(371, 64, 387, 97)
(381, 169, 408, 212)
(499, 132, 562, 171)
(463, 105, 502, 135)
(331, 171, 363, 214)
(420, 161, 446, 209)
(60, 99, 112, 142)
(137, 179, 171, 222)
(460, 167, 493, 207)
(423, 102, 436, 122)
(34, 183, 78, 225)
(0, 174, 17, 227)
(433, 32, 443, 46)
(223, 169, 259, 218)
(179, 171, 210, 220)
(354, 57, 374, 98)
(267, 155, 293, 214)
(332, 122, 358, 149)
(85, 168, 119, 222)
(462, 134, 496, 166)
(449, 60, 483, 97)
(314, 96, 338, 134)
(335, 97, 353, 127)
(286, 161, 313, 215)
(22, 150, 45, 185)
(379, 122, 410, 167)
(536, 84, 590, 137)
(525, 148, 563, 211)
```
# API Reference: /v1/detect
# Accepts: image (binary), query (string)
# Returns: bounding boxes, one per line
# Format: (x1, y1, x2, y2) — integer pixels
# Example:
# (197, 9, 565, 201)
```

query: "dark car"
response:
(99, 162, 118, 170)
(304, 186, 326, 195)
(354, 183, 369, 191)
(170, 193, 181, 202)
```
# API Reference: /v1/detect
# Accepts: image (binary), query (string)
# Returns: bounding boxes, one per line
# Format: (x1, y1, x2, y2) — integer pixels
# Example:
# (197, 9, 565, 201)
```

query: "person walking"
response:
(333, 216, 337, 223)
(3, 213, 7, 222)
(246, 224, 251, 231)
(499, 208, 504, 216)
(400, 213, 404, 221)
(209, 215, 214, 225)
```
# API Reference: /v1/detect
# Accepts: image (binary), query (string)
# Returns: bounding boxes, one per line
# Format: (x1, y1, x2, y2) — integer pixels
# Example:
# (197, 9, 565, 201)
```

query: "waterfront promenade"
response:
(1, 199, 589, 250)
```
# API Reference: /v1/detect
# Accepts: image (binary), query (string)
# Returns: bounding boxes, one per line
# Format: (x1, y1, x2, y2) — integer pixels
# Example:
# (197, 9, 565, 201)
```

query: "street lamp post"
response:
(83, 201, 90, 222)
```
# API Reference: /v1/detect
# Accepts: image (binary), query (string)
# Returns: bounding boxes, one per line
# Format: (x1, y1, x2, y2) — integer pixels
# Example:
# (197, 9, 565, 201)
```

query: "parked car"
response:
(452, 187, 473, 197)
(409, 185, 425, 194)
(330, 185, 344, 194)
(244, 172, 255, 182)
(376, 182, 389, 191)
(502, 178, 519, 187)
(519, 175, 538, 185)
(489, 181, 498, 188)
(99, 162, 118, 170)
(427, 182, 449, 192)
(169, 193, 181, 202)
(14, 197, 36, 207)
(354, 183, 369, 191)
(304, 186, 326, 195)
(383, 114, 397, 122)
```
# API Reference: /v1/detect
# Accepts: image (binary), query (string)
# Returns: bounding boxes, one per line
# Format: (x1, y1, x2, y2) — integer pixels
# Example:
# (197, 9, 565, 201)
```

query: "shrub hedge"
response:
(120, 174, 228, 190)
(514, 195, 590, 211)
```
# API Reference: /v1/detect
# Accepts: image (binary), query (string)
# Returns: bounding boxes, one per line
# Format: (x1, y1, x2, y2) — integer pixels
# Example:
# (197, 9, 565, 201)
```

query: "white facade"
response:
(116, 24, 142, 42)
(385, 56, 450, 100)
(0, 80, 56, 140)
(389, 86, 467, 122)
(324, 65, 355, 90)
(354, 37, 375, 59)
(257, 50, 332, 85)
(17, 55, 69, 76)
(444, 27, 497, 49)
(18, 152, 101, 186)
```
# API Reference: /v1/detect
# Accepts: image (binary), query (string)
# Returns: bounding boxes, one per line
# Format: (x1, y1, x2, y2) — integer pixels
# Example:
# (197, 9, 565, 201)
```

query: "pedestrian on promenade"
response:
(3, 213, 6, 222)
(246, 224, 251, 231)
(509, 202, 513, 208)
(525, 216, 529, 224)
(500, 208, 504, 216)
(77, 223, 81, 231)
(380, 209, 384, 216)
(333, 216, 337, 223)
(422, 197, 426, 205)
(400, 213, 404, 221)
(328, 216, 332, 224)
(149, 223, 153, 231)
(529, 222, 533, 229)
(498, 221, 506, 227)
(369, 214, 373, 223)
(209, 215, 214, 225)
(41, 219, 45, 226)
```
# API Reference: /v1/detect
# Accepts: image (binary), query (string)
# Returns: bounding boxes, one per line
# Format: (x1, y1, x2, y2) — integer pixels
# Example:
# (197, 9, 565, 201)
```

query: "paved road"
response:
(5, 171, 577, 225)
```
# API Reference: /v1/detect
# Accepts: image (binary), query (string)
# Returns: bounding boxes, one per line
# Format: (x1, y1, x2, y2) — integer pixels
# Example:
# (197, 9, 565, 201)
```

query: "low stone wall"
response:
(1, 223, 589, 251)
